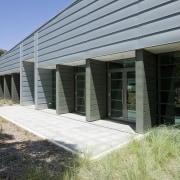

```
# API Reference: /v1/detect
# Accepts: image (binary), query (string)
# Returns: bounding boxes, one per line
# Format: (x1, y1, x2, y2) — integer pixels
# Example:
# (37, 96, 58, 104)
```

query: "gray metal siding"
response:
(0, 0, 179, 71)
(56, 65, 75, 114)
(21, 61, 34, 105)
(0, 45, 20, 75)
(86, 59, 106, 121)
(36, 68, 53, 109)
(38, 0, 139, 67)
(36, 0, 180, 68)
(22, 35, 35, 61)
(138, 0, 180, 48)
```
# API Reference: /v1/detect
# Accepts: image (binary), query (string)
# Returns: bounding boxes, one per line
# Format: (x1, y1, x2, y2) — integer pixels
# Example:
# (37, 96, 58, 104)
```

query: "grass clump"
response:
(0, 117, 7, 140)
(63, 126, 180, 180)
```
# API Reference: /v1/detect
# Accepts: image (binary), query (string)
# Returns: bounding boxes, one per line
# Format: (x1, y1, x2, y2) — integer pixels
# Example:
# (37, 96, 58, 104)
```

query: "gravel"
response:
(0, 117, 75, 179)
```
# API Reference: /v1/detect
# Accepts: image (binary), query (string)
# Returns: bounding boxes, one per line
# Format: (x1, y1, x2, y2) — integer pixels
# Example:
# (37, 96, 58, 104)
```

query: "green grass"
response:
(0, 117, 7, 140)
(15, 126, 180, 180)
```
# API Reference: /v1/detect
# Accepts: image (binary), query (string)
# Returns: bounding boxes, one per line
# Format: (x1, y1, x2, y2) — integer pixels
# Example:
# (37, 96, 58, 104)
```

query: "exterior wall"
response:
(0, 76, 4, 99)
(138, 0, 180, 48)
(22, 35, 34, 61)
(0, 45, 20, 75)
(21, 61, 34, 105)
(56, 65, 75, 114)
(37, 0, 139, 68)
(4, 75, 12, 100)
(12, 73, 20, 103)
(136, 50, 157, 132)
(86, 59, 107, 121)
(0, 0, 180, 71)
(37, 0, 180, 68)
(0, 0, 179, 131)
(36, 68, 53, 109)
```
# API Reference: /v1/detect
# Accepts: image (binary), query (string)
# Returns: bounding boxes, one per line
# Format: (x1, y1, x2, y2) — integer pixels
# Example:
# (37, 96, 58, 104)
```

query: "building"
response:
(0, 0, 180, 132)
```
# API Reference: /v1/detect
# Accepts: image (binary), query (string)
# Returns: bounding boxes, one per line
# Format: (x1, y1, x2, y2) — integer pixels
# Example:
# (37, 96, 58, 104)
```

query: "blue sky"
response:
(0, 0, 72, 50)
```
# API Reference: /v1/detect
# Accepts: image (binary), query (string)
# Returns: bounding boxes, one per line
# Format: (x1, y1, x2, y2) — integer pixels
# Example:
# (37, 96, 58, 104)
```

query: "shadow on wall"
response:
(38, 68, 53, 109)
(91, 60, 107, 119)
(23, 61, 35, 103)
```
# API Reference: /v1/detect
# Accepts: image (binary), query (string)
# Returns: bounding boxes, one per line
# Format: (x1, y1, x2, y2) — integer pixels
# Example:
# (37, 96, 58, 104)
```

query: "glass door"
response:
(75, 66, 85, 114)
(109, 69, 136, 122)
(126, 71, 136, 121)
(110, 72, 124, 119)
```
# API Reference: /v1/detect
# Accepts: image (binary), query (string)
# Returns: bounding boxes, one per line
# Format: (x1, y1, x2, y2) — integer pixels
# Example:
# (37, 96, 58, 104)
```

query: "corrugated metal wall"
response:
(0, 0, 180, 71)
(138, 0, 180, 48)
(0, 45, 20, 75)
(22, 35, 34, 61)
(21, 61, 34, 105)
(36, 68, 53, 109)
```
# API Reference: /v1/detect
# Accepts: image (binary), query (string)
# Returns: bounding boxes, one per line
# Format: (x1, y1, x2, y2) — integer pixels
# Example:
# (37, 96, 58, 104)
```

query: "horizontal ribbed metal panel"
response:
(0, 45, 20, 75)
(22, 35, 35, 61)
(0, 0, 180, 71)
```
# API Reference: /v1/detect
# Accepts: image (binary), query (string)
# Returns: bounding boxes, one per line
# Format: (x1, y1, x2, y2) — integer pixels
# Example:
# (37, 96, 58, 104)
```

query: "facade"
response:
(0, 0, 180, 132)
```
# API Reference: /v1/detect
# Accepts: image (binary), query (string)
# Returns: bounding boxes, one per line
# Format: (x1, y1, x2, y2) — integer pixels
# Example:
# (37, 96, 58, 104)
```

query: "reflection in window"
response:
(158, 52, 180, 125)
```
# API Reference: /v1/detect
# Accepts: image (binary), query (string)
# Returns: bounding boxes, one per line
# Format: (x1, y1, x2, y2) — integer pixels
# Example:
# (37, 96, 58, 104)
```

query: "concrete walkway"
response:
(0, 105, 142, 159)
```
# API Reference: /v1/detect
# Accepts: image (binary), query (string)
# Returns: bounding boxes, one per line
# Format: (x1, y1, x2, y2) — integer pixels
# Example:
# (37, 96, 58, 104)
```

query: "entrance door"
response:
(109, 69, 136, 122)
(75, 72, 85, 114)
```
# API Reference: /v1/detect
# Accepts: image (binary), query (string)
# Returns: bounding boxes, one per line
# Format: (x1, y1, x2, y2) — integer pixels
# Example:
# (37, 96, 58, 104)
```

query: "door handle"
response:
(124, 89, 127, 104)
(122, 89, 127, 104)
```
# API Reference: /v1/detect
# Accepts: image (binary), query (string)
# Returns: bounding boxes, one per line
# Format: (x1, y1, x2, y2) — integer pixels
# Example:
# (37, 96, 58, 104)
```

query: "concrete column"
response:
(12, 73, 20, 103)
(86, 59, 107, 122)
(56, 64, 75, 114)
(0, 76, 4, 99)
(136, 49, 157, 132)
(4, 75, 12, 100)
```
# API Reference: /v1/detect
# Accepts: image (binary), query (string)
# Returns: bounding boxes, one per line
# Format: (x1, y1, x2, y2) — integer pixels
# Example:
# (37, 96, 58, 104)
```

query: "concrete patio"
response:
(0, 105, 142, 159)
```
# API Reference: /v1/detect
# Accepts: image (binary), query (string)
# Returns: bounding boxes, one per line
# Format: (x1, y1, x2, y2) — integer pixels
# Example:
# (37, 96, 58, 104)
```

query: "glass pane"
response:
(77, 98, 84, 106)
(127, 79, 136, 91)
(111, 80, 122, 89)
(111, 72, 122, 80)
(76, 66, 85, 73)
(77, 75, 85, 81)
(162, 116, 175, 125)
(127, 72, 135, 79)
(127, 110, 136, 120)
(160, 78, 176, 91)
(161, 104, 175, 117)
(111, 110, 123, 118)
(77, 106, 85, 113)
(111, 100, 123, 110)
(76, 71, 85, 114)
(127, 71, 136, 121)
(109, 58, 135, 70)
(111, 90, 122, 100)
(161, 66, 175, 78)
(77, 90, 84, 97)
(127, 92, 136, 105)
(160, 91, 175, 104)
(77, 82, 85, 89)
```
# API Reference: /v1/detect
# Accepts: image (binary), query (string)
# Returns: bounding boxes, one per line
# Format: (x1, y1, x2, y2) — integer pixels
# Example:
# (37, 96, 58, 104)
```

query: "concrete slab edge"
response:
(0, 113, 147, 160)
(0, 114, 80, 156)
(90, 134, 145, 160)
